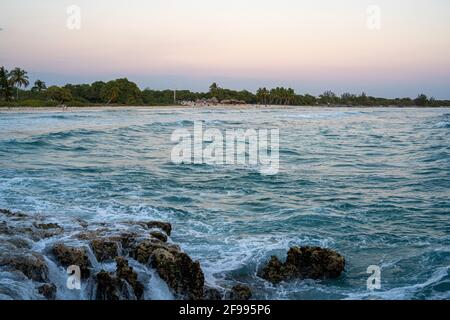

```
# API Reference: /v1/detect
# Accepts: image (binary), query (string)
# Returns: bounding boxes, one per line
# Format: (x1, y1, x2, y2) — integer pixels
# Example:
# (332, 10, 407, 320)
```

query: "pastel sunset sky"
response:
(1, 0, 449, 98)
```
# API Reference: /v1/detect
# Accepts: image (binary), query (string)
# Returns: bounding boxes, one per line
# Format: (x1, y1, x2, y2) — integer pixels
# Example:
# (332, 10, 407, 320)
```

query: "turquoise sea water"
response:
(0, 107, 449, 300)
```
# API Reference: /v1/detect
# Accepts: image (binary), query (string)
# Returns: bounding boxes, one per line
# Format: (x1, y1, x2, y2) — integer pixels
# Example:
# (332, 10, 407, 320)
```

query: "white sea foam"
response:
(345, 266, 450, 300)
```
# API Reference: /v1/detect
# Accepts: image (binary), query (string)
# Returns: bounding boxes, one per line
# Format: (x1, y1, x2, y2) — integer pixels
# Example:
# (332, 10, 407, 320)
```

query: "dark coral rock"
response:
(260, 246, 345, 284)
(38, 283, 57, 300)
(145, 221, 172, 236)
(116, 257, 144, 299)
(7, 237, 32, 249)
(96, 271, 120, 300)
(150, 231, 168, 243)
(131, 239, 179, 264)
(129, 237, 202, 299)
(95, 259, 144, 301)
(33, 222, 61, 230)
(286, 246, 345, 279)
(0, 253, 49, 282)
(0, 208, 28, 219)
(228, 285, 252, 300)
(90, 239, 119, 262)
(52, 244, 91, 278)
(151, 248, 204, 300)
(260, 256, 285, 284)
(132, 240, 160, 264)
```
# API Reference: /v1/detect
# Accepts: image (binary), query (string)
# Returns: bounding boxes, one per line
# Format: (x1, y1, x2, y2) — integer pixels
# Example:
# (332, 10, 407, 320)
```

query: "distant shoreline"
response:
(1, 105, 449, 112)
(2, 67, 448, 109)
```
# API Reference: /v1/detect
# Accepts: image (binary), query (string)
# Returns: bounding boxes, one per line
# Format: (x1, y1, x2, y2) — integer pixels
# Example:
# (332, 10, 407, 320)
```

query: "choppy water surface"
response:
(0, 107, 449, 300)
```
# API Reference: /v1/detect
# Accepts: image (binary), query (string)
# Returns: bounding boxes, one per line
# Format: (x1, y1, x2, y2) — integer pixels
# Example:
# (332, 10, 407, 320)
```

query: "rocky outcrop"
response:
(95, 258, 144, 300)
(259, 246, 345, 284)
(1, 208, 349, 301)
(151, 248, 205, 300)
(0, 253, 49, 282)
(286, 247, 345, 279)
(38, 283, 57, 300)
(52, 244, 91, 278)
(2, 208, 211, 300)
(2, 209, 216, 301)
(44, 218, 200, 300)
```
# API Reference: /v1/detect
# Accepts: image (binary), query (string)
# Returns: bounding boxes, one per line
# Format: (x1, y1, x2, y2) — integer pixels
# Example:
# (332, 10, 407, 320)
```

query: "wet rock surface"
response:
(150, 248, 205, 300)
(0, 209, 209, 300)
(115, 257, 144, 299)
(259, 246, 345, 284)
(94, 260, 144, 301)
(96, 271, 121, 300)
(0, 253, 49, 282)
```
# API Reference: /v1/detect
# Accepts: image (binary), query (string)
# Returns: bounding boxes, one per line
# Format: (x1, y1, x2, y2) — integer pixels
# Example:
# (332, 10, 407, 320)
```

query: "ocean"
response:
(0, 107, 449, 300)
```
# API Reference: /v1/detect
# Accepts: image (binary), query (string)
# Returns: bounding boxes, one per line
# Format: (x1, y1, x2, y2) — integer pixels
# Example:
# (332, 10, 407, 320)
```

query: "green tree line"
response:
(1, 66, 449, 107)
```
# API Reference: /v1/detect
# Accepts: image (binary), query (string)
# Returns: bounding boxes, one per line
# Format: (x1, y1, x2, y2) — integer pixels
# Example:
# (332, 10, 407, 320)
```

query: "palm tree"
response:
(101, 82, 120, 104)
(270, 88, 278, 104)
(209, 82, 219, 98)
(209, 82, 218, 92)
(286, 88, 295, 105)
(415, 94, 428, 106)
(256, 87, 270, 106)
(9, 67, 29, 100)
(0, 66, 13, 101)
(32, 80, 47, 92)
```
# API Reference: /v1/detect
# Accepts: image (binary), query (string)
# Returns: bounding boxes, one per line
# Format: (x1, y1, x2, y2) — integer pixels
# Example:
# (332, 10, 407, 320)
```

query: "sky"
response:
(1, 0, 450, 98)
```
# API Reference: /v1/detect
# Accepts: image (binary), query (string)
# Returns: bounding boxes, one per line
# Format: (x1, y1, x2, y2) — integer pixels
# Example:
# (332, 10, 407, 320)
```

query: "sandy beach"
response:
(1, 105, 444, 113)
(0, 105, 302, 113)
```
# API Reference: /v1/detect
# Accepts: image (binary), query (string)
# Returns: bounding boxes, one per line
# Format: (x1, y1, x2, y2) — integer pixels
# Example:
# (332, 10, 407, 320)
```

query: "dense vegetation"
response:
(1, 66, 449, 107)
